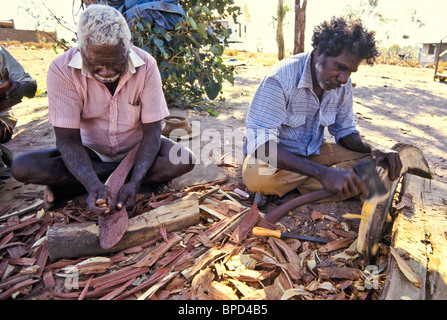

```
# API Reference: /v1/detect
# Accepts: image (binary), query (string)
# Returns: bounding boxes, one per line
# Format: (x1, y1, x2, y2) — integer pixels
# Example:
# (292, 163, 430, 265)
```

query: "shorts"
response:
(242, 141, 370, 202)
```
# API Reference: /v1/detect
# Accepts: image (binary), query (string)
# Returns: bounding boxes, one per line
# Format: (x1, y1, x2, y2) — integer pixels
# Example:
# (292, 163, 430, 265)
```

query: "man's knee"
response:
(176, 149, 196, 176)
(11, 152, 34, 183)
(147, 141, 196, 183)
(11, 149, 60, 184)
(242, 156, 278, 194)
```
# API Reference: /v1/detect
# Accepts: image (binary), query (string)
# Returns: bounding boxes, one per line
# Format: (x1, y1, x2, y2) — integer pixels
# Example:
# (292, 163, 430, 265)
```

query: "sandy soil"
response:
(2, 45, 446, 194)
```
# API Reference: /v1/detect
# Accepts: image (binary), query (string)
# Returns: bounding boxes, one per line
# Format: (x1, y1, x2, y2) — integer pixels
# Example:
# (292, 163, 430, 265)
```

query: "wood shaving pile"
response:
(0, 182, 389, 300)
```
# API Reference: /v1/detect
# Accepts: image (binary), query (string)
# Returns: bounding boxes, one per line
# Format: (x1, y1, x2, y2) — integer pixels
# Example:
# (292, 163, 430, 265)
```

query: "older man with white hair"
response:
(12, 4, 195, 215)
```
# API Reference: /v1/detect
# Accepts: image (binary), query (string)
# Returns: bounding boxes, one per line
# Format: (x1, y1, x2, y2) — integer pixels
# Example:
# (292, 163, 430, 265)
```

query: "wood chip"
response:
(318, 238, 354, 254)
(318, 266, 361, 280)
(208, 281, 239, 300)
(191, 267, 214, 298)
(137, 271, 178, 300)
(135, 234, 182, 268)
(231, 204, 259, 243)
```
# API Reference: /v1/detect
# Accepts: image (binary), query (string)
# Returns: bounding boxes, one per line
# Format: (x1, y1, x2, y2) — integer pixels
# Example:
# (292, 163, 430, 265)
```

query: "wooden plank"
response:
(381, 174, 447, 300)
(382, 173, 428, 300)
(421, 177, 447, 299)
(47, 194, 200, 261)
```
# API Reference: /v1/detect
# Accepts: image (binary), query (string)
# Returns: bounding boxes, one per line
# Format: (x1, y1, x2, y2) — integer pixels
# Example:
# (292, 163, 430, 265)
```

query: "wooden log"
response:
(46, 194, 200, 261)
(381, 174, 447, 300)
(356, 143, 431, 263)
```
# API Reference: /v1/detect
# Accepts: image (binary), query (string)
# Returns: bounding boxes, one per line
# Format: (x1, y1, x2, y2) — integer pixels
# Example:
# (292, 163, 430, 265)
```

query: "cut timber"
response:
(382, 174, 447, 300)
(356, 143, 431, 263)
(47, 194, 200, 261)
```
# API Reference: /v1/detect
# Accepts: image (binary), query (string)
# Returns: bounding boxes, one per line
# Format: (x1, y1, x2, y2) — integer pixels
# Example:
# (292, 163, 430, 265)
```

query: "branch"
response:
(43, 3, 77, 35)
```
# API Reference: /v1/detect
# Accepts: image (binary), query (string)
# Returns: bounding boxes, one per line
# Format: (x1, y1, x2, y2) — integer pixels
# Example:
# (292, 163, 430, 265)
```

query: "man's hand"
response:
(5, 79, 25, 105)
(116, 182, 138, 212)
(86, 182, 113, 216)
(372, 149, 402, 180)
(320, 166, 368, 199)
(0, 79, 25, 112)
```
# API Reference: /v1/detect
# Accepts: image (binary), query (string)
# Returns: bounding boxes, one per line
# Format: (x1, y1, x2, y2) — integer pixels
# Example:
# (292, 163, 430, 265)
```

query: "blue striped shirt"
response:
(244, 51, 358, 157)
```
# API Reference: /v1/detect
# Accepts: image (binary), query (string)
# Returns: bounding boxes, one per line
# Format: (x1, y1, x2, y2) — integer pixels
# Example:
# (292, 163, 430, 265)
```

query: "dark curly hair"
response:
(311, 15, 379, 65)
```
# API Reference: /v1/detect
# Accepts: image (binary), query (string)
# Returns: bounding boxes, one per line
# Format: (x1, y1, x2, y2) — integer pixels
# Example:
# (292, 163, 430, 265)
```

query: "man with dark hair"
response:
(242, 15, 402, 207)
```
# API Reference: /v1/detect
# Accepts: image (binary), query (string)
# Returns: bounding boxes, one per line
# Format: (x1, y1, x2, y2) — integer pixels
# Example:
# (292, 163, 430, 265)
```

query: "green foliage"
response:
(130, 0, 240, 109)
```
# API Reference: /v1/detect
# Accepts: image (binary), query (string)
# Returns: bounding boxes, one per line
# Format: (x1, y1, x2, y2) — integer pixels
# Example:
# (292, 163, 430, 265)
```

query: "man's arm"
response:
(338, 132, 371, 153)
(116, 121, 162, 210)
(255, 140, 368, 199)
(338, 132, 402, 180)
(54, 126, 111, 216)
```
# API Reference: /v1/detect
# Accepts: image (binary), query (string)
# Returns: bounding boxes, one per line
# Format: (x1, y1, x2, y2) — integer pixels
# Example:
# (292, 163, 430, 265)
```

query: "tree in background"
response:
(276, 0, 285, 60)
(130, 1, 240, 111)
(274, 0, 292, 61)
(293, 0, 307, 54)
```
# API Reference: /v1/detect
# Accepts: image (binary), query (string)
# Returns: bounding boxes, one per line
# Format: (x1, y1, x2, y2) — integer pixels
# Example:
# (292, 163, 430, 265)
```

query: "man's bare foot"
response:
(44, 186, 56, 210)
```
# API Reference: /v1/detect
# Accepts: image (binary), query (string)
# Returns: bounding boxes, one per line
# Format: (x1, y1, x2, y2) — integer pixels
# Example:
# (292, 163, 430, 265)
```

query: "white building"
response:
(418, 36, 447, 67)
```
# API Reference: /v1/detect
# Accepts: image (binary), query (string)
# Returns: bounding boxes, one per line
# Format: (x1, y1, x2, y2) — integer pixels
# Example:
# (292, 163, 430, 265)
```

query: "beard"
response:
(315, 57, 340, 91)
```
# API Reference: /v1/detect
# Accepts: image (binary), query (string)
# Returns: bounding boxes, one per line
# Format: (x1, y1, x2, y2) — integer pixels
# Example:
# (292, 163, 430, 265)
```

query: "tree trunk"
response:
(276, 0, 285, 61)
(293, 0, 307, 55)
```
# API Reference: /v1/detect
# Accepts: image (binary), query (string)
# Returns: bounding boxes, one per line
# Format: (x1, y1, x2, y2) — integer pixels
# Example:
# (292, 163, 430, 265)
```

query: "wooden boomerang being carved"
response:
(98, 143, 140, 249)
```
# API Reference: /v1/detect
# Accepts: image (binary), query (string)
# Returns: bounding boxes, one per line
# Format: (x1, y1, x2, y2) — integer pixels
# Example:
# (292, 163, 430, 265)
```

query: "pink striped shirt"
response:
(47, 45, 169, 157)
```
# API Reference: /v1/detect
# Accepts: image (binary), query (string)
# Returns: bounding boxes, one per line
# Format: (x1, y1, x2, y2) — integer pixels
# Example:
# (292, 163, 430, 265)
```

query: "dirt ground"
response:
(2, 44, 446, 200)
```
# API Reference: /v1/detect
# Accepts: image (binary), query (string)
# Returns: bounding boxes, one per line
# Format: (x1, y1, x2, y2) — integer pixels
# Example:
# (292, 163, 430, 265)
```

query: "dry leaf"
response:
(306, 280, 337, 292)
(389, 246, 422, 287)
(318, 266, 361, 280)
(269, 237, 302, 280)
(281, 287, 312, 300)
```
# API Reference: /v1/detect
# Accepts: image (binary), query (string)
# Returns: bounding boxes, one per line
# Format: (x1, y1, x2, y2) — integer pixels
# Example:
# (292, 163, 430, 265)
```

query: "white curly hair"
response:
(77, 4, 131, 52)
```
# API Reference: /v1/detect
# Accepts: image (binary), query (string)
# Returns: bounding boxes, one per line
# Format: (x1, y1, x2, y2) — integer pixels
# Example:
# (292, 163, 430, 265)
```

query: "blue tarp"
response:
(107, 0, 185, 30)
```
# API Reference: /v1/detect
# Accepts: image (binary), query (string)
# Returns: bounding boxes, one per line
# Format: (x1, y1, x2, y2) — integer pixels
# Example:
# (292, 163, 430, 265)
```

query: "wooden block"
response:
(47, 194, 200, 261)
